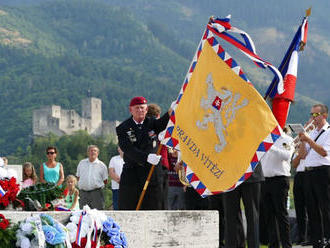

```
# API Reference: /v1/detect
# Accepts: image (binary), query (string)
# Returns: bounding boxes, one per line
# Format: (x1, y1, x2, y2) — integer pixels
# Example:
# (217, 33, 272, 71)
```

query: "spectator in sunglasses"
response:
(40, 146, 64, 187)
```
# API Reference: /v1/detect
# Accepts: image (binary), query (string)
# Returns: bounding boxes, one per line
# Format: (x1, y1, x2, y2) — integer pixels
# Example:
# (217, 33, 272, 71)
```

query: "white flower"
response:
(66, 222, 78, 243)
(70, 215, 80, 224)
(21, 222, 33, 234)
(21, 237, 31, 248)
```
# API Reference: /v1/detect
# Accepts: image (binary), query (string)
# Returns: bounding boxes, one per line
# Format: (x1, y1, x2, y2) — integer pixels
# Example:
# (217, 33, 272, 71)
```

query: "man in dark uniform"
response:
(116, 96, 171, 210)
(223, 163, 264, 248)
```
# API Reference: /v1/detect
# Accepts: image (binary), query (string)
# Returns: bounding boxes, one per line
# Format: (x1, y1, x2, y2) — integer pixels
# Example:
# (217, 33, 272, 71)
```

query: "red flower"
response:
(0, 178, 20, 207)
(71, 238, 97, 248)
(0, 214, 10, 230)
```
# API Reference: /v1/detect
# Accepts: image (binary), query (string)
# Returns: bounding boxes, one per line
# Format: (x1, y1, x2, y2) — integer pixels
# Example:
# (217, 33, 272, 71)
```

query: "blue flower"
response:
(43, 225, 57, 245)
(110, 234, 123, 246)
(103, 217, 114, 232)
(120, 232, 128, 247)
(42, 224, 66, 245)
(107, 224, 120, 237)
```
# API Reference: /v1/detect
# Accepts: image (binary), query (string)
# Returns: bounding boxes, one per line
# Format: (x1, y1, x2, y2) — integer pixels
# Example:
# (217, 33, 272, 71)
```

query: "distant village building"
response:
(33, 97, 119, 142)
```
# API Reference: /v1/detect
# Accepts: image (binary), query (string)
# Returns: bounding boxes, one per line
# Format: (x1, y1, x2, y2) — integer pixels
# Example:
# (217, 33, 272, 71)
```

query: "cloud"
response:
(310, 33, 330, 57)
(252, 27, 285, 44)
(0, 9, 7, 16)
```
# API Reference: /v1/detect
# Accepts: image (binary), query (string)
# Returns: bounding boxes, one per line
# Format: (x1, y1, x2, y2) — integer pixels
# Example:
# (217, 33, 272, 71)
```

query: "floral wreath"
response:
(0, 213, 9, 230)
(16, 213, 70, 248)
(0, 177, 20, 208)
(100, 217, 127, 248)
(66, 205, 127, 248)
(0, 213, 18, 246)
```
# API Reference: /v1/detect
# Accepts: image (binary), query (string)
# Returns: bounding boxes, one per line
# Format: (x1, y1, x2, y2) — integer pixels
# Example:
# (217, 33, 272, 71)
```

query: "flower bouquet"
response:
(0, 213, 18, 246)
(0, 176, 20, 209)
(66, 206, 127, 248)
(99, 217, 127, 248)
(66, 206, 107, 248)
(16, 213, 70, 248)
(17, 182, 63, 210)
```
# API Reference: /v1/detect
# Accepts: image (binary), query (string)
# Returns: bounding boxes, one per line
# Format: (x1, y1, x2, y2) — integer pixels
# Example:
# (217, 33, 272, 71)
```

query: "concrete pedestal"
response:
(0, 210, 219, 247)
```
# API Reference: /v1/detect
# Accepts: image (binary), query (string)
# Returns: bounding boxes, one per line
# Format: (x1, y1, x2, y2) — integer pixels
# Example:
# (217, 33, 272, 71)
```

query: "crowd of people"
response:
(1, 97, 330, 248)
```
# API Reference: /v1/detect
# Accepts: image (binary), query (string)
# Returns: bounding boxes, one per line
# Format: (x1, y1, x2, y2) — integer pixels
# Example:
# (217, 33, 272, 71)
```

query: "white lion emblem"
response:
(196, 73, 248, 153)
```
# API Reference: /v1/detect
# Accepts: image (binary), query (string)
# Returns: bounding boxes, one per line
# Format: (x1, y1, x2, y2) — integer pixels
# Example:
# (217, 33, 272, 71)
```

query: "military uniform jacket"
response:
(116, 113, 169, 187)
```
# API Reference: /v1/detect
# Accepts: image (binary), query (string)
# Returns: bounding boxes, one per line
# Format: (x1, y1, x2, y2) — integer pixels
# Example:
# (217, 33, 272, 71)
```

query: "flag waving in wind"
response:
(265, 9, 310, 128)
(161, 16, 283, 197)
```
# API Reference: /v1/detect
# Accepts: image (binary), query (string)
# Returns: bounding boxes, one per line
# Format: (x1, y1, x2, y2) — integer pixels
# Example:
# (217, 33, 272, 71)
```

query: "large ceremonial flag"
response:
(162, 16, 283, 197)
(265, 9, 310, 128)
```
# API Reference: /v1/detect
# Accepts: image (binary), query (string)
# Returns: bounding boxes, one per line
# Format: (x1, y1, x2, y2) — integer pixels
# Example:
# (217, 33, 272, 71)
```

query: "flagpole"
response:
(136, 144, 163, 210)
(263, 8, 311, 101)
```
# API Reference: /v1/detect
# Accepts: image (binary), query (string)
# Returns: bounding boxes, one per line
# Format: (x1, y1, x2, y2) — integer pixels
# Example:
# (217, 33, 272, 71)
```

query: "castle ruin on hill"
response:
(32, 97, 119, 142)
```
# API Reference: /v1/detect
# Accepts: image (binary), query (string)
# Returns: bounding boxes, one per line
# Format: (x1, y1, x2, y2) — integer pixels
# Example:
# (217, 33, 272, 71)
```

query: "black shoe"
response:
(325, 239, 330, 248)
(301, 240, 312, 246)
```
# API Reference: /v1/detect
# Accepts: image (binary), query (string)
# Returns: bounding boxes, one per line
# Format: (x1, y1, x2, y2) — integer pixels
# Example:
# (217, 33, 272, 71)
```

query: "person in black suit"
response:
(223, 163, 264, 248)
(116, 96, 171, 210)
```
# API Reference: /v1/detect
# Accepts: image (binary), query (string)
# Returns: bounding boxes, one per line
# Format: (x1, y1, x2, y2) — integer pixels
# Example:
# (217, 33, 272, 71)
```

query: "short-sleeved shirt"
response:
(108, 155, 124, 190)
(304, 122, 330, 167)
(22, 178, 34, 189)
(260, 133, 293, 177)
(76, 158, 108, 191)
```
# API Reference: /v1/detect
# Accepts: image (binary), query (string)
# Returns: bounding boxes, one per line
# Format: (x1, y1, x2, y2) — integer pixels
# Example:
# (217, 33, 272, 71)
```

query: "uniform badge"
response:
(148, 130, 157, 148)
(127, 128, 137, 143)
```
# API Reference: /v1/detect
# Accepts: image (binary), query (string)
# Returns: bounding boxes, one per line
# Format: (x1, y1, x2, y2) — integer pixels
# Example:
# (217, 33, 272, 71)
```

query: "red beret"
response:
(129, 96, 147, 107)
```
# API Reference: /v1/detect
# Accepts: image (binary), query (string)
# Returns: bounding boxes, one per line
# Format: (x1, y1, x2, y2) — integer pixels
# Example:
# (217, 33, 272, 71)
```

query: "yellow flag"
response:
(163, 28, 280, 196)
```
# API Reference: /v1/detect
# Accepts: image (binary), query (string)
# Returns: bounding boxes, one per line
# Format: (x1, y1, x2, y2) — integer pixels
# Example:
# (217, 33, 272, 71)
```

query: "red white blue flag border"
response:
(162, 17, 281, 197)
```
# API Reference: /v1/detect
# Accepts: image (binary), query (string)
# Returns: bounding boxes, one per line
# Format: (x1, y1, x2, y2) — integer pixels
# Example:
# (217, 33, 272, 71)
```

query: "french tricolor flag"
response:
(0, 185, 6, 198)
(265, 13, 309, 128)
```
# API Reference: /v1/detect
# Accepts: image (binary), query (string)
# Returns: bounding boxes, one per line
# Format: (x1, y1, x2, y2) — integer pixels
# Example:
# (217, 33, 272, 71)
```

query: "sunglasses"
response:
(47, 151, 56, 155)
(310, 112, 322, 117)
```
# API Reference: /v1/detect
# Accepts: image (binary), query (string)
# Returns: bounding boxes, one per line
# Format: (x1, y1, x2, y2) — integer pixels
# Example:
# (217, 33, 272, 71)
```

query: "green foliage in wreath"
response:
(17, 182, 64, 208)
(0, 214, 19, 247)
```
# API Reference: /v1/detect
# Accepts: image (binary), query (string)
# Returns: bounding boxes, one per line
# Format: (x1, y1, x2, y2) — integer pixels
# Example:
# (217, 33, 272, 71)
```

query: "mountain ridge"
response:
(0, 0, 326, 154)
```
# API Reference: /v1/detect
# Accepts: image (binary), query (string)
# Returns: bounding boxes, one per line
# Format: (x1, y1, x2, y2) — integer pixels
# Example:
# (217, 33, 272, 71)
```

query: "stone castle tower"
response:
(33, 97, 118, 141)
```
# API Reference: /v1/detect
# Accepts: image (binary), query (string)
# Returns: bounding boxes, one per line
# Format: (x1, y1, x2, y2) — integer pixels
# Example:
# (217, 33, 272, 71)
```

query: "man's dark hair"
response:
(147, 103, 161, 118)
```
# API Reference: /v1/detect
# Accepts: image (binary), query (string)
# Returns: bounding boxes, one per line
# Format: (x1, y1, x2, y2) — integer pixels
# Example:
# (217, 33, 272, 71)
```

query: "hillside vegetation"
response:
(0, 0, 325, 155)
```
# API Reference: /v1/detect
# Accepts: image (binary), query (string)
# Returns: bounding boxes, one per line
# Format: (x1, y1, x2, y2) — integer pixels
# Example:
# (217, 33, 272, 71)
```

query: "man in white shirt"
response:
(260, 127, 294, 248)
(76, 145, 108, 210)
(297, 104, 330, 248)
(109, 147, 124, 210)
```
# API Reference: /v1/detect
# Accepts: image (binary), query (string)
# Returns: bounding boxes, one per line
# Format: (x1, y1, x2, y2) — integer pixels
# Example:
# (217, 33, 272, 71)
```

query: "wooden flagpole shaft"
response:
(136, 144, 163, 210)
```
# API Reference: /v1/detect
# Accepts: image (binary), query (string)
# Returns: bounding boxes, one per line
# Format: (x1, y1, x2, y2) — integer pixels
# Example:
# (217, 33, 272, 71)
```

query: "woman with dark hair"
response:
(40, 146, 64, 187)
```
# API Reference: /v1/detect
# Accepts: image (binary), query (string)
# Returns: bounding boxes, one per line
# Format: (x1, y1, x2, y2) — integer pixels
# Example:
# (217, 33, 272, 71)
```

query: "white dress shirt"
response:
(76, 158, 108, 191)
(304, 122, 330, 167)
(261, 133, 294, 177)
(295, 158, 306, 172)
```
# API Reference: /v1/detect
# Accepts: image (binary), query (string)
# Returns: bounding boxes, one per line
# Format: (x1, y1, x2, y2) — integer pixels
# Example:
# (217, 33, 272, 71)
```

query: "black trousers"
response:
(119, 167, 161, 210)
(209, 194, 225, 248)
(304, 166, 330, 246)
(293, 172, 309, 243)
(184, 186, 208, 210)
(262, 176, 291, 248)
(223, 182, 260, 248)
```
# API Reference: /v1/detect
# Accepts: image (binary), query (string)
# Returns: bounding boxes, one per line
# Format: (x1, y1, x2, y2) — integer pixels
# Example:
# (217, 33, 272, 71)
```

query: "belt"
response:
(80, 187, 102, 192)
(304, 165, 329, 172)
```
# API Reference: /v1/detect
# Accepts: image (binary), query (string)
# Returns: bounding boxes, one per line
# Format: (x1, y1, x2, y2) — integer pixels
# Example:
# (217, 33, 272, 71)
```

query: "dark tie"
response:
(137, 123, 143, 129)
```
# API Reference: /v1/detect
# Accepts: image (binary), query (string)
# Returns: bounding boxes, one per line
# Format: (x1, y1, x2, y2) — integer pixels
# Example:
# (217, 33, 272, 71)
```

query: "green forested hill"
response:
(0, 0, 189, 154)
(0, 0, 324, 155)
